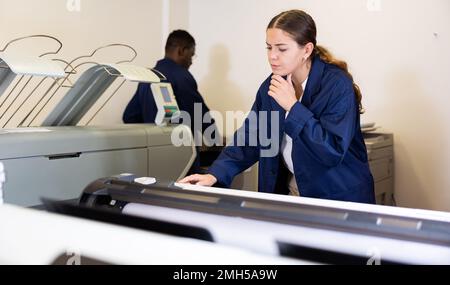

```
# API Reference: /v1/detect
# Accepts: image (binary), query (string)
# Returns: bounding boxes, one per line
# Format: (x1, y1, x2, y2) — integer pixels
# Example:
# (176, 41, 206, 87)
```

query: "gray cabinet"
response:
(0, 125, 195, 207)
(364, 133, 394, 205)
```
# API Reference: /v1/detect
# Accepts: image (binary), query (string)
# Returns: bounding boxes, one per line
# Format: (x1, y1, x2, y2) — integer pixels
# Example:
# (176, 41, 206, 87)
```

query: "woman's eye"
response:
(279, 49, 287, 52)
(266, 46, 272, 50)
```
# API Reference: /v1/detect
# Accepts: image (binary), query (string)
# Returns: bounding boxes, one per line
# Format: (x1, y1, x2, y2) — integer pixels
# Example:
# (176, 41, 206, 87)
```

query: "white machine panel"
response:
(151, 82, 180, 126)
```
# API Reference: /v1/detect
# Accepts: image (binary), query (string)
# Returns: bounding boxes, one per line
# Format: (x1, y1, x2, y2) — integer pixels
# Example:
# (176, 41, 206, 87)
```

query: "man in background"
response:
(123, 30, 218, 173)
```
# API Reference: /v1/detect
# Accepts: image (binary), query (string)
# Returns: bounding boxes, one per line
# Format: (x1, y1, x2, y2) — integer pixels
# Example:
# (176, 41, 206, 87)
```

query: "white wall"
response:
(0, 0, 165, 126)
(169, 0, 190, 31)
(187, 0, 450, 211)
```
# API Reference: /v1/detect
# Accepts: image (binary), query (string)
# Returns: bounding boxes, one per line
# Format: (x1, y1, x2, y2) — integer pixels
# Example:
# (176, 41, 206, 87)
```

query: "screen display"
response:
(160, 86, 172, 103)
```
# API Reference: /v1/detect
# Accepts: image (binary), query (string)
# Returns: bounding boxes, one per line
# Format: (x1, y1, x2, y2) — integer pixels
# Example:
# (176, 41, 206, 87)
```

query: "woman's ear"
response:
(304, 42, 314, 60)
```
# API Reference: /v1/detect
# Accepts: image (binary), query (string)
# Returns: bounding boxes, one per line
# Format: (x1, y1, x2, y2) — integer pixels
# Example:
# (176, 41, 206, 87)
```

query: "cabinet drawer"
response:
(369, 158, 393, 182)
(367, 146, 393, 161)
(375, 177, 394, 205)
(3, 148, 148, 207)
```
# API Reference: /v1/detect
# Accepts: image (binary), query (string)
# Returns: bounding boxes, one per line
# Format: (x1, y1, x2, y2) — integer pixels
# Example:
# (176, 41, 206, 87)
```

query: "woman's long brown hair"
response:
(268, 10, 364, 113)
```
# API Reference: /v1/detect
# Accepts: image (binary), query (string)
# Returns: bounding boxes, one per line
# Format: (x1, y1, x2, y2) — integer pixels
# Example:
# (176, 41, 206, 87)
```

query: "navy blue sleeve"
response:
(123, 84, 144, 123)
(123, 83, 158, 124)
(193, 87, 216, 134)
(284, 76, 357, 167)
(138, 84, 158, 124)
(207, 90, 262, 187)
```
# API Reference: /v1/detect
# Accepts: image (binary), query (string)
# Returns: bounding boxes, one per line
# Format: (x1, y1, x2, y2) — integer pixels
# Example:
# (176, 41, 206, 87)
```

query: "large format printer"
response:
(13, 173, 445, 265)
(2, 173, 450, 265)
(0, 203, 303, 265)
(0, 125, 194, 207)
(0, 36, 195, 207)
(8, 166, 307, 265)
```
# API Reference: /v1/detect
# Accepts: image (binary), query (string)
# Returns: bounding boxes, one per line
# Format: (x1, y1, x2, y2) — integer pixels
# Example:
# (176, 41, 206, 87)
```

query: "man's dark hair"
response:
(165, 30, 196, 53)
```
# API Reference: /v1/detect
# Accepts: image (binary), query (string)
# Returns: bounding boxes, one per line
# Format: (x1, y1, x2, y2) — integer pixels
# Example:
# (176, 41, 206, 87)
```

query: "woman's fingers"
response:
(178, 175, 199, 184)
(271, 75, 288, 85)
(179, 174, 217, 187)
(196, 180, 211, 186)
(178, 177, 190, 183)
(270, 78, 283, 88)
(268, 74, 297, 111)
(271, 75, 291, 95)
(269, 84, 279, 93)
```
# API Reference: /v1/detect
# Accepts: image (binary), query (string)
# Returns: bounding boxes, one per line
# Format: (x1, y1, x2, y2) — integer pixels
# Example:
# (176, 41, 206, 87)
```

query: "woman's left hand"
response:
(268, 74, 298, 112)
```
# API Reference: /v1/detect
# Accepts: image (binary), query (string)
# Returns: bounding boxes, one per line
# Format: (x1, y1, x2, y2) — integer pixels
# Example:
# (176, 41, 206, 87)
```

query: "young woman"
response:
(180, 10, 375, 203)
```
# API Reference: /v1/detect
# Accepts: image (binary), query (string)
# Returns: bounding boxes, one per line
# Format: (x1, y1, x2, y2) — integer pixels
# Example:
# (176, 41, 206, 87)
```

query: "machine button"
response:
(134, 177, 157, 185)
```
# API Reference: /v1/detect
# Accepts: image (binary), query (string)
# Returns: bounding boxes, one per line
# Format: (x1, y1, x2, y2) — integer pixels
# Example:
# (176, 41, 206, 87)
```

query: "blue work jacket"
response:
(208, 55, 375, 203)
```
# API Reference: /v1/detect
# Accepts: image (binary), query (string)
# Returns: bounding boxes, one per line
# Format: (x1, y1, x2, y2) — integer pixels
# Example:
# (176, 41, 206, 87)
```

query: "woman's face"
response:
(266, 28, 306, 76)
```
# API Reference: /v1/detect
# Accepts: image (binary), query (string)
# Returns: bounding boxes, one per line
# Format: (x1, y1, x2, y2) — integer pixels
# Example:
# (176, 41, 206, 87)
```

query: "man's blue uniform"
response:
(124, 58, 214, 132)
(123, 58, 216, 172)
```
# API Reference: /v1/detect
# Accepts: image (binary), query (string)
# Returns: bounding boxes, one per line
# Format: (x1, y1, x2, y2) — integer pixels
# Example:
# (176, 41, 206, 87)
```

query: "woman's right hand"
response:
(178, 174, 218, 187)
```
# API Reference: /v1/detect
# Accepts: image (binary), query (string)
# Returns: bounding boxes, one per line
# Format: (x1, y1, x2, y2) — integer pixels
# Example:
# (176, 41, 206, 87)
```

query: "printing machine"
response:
(34, 174, 450, 265)
(0, 124, 195, 207)
(0, 37, 195, 207)
(2, 178, 450, 265)
(0, 203, 303, 265)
